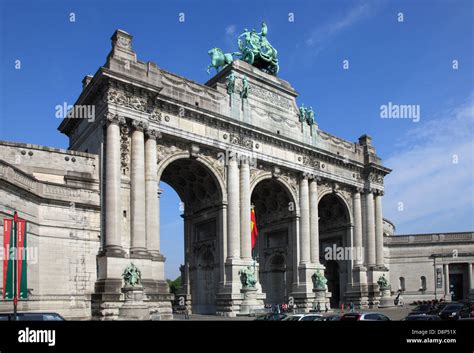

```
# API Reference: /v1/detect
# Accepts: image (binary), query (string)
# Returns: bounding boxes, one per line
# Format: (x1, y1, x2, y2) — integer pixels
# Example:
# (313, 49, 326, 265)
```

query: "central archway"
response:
(251, 177, 297, 306)
(159, 157, 224, 315)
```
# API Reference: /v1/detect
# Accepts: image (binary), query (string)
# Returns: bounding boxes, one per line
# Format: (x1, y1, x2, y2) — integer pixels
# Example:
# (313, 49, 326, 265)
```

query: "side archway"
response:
(318, 192, 352, 307)
(158, 154, 225, 315)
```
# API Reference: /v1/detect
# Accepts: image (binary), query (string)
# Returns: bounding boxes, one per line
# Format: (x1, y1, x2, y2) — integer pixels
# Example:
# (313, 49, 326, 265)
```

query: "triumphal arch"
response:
(58, 25, 391, 318)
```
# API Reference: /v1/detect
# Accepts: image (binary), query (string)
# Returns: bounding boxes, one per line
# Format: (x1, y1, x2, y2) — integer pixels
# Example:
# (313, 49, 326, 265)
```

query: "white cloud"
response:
(383, 94, 474, 234)
(306, 1, 374, 50)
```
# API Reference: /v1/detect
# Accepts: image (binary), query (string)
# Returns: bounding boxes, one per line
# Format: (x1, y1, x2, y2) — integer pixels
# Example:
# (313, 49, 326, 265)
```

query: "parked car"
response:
(407, 304, 434, 316)
(340, 312, 391, 321)
(254, 313, 287, 321)
(282, 314, 305, 321)
(282, 314, 324, 321)
(0, 312, 65, 321)
(431, 302, 448, 315)
(439, 303, 466, 320)
(459, 304, 474, 318)
(323, 314, 342, 321)
(403, 314, 441, 321)
(299, 314, 324, 321)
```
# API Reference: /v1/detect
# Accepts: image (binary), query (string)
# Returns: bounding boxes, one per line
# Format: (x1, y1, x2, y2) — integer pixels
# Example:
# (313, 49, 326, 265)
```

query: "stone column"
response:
(145, 128, 161, 258)
(103, 113, 125, 256)
(240, 159, 251, 261)
(309, 178, 320, 265)
(130, 120, 148, 258)
(353, 189, 363, 266)
(443, 263, 450, 298)
(227, 153, 240, 260)
(365, 189, 376, 267)
(467, 263, 473, 292)
(374, 191, 384, 267)
(299, 175, 310, 264)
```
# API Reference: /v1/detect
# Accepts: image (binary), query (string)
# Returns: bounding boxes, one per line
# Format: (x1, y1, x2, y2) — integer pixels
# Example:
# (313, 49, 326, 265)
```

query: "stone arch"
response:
(250, 172, 299, 215)
(157, 152, 226, 203)
(317, 189, 353, 225)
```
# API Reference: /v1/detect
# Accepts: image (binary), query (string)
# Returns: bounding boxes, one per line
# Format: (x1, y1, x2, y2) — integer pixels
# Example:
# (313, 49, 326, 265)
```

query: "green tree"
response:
(167, 276, 182, 296)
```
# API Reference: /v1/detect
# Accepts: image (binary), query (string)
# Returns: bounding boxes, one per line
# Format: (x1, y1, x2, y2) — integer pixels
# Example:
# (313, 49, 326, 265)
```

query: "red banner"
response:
(3, 219, 13, 299)
(2, 217, 27, 300)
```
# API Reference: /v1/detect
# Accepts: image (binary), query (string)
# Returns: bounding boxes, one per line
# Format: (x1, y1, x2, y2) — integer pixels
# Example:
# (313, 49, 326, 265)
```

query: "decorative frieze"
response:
(120, 125, 130, 174)
(368, 172, 384, 185)
(229, 133, 254, 150)
(156, 139, 187, 162)
(247, 84, 294, 112)
(106, 87, 148, 112)
(300, 155, 321, 169)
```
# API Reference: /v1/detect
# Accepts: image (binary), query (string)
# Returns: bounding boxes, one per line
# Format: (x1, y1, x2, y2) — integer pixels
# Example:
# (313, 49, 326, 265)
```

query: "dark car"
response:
(254, 313, 287, 321)
(459, 304, 474, 318)
(403, 314, 441, 321)
(407, 304, 434, 316)
(0, 312, 65, 321)
(323, 314, 342, 321)
(439, 304, 466, 320)
(431, 302, 448, 315)
(340, 312, 391, 321)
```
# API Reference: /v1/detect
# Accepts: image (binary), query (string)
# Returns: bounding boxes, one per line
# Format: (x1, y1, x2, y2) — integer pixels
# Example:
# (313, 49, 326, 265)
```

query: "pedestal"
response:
(118, 286, 150, 320)
(378, 288, 394, 308)
(312, 287, 331, 310)
(239, 287, 264, 315)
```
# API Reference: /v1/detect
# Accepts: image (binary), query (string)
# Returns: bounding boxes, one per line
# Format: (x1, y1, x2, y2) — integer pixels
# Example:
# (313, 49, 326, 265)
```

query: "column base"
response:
(100, 245, 126, 258)
(130, 247, 152, 259)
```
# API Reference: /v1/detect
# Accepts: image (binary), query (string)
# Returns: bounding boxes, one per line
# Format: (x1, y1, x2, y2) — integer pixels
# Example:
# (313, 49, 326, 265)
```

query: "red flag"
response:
(251, 207, 258, 249)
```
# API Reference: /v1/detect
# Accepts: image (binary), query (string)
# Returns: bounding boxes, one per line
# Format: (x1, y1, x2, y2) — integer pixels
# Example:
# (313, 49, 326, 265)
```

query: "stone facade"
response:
(385, 232, 474, 303)
(0, 29, 472, 319)
(0, 141, 100, 319)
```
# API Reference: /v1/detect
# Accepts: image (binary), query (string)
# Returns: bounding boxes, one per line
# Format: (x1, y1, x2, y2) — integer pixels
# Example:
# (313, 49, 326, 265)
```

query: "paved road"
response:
(172, 305, 415, 321)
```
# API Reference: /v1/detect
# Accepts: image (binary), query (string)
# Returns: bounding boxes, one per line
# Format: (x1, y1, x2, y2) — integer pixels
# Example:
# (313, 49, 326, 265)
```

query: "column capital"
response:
(145, 128, 162, 140)
(364, 187, 375, 194)
(104, 113, 126, 127)
(353, 187, 364, 194)
(300, 172, 309, 180)
(374, 189, 385, 197)
(131, 119, 148, 132)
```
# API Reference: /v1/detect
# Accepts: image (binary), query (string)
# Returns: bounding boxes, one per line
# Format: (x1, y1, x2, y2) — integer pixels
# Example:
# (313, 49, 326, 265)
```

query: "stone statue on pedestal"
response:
(377, 274, 390, 291)
(119, 263, 150, 320)
(122, 263, 141, 287)
(239, 264, 257, 288)
(312, 270, 327, 291)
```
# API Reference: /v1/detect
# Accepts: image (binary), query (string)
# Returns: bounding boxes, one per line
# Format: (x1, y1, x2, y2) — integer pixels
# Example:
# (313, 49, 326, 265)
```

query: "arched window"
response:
(420, 276, 427, 291)
(399, 277, 405, 292)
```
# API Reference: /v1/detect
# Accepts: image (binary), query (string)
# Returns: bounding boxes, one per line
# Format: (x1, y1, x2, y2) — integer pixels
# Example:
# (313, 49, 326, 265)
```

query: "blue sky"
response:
(1, 0, 473, 278)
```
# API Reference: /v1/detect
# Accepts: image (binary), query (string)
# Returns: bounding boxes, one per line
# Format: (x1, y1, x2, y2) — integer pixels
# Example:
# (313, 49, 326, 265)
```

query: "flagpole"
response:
(13, 211, 18, 321)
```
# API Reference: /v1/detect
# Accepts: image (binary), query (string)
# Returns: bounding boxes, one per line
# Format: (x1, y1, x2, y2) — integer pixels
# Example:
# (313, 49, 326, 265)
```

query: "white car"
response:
(283, 314, 324, 321)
